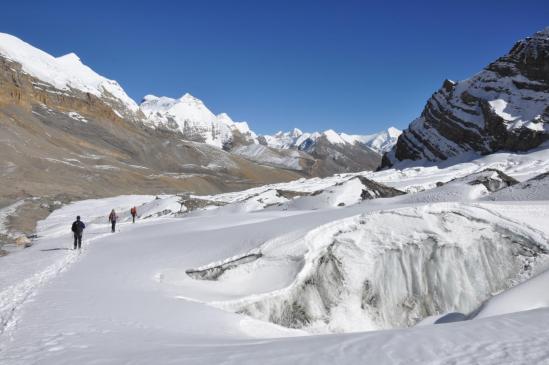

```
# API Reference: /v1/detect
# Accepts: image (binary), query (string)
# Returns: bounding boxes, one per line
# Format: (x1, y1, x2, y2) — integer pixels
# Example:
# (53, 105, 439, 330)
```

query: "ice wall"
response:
(203, 204, 548, 333)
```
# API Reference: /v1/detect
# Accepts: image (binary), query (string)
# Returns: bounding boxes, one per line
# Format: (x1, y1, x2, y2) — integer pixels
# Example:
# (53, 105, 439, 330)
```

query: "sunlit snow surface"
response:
(1, 148, 549, 364)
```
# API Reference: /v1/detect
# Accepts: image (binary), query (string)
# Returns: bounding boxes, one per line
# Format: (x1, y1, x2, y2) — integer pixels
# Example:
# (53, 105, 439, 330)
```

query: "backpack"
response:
(72, 221, 85, 234)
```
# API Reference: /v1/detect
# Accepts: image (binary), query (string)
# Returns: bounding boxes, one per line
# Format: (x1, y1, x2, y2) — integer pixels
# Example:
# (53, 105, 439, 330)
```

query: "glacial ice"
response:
(206, 204, 548, 333)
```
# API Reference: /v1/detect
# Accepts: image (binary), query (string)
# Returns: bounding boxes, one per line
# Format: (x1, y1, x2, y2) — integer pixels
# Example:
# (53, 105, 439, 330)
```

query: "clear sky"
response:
(1, 0, 547, 135)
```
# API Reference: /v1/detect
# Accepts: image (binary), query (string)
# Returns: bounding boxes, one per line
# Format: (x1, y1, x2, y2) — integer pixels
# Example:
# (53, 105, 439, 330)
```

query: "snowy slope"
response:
(0, 33, 139, 116)
(231, 144, 306, 171)
(192, 143, 549, 207)
(486, 172, 549, 201)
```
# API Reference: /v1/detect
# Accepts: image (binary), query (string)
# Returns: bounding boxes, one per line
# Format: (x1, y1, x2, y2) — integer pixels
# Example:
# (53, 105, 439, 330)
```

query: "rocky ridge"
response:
(383, 27, 549, 167)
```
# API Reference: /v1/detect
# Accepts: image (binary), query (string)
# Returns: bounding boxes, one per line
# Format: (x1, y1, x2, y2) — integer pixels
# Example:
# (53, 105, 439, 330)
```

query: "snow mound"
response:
(474, 264, 549, 320)
(486, 172, 549, 201)
(283, 176, 403, 210)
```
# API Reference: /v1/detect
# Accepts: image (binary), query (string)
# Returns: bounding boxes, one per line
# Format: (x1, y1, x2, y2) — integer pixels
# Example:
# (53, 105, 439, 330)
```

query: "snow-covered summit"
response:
(140, 93, 259, 148)
(0, 33, 139, 115)
(347, 127, 402, 154)
(140, 92, 231, 148)
(217, 112, 257, 139)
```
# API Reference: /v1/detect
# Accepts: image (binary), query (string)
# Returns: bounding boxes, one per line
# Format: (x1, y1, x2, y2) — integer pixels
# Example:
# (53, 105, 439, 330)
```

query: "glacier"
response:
(198, 204, 548, 333)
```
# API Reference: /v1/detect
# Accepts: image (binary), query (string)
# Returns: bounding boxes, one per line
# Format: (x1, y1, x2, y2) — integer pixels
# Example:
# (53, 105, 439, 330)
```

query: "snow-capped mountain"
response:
(349, 127, 402, 154)
(261, 128, 318, 149)
(140, 94, 258, 148)
(0, 33, 140, 120)
(216, 112, 257, 140)
(261, 127, 401, 154)
(254, 127, 396, 174)
(383, 27, 549, 167)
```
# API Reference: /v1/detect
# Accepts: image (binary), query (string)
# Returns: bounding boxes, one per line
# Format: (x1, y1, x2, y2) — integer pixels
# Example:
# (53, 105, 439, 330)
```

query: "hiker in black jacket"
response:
(71, 216, 86, 250)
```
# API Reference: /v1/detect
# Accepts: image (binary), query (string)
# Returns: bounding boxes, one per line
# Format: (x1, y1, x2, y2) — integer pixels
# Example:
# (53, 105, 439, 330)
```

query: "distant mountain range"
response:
(260, 127, 401, 154)
(139, 92, 401, 155)
(138, 90, 398, 173)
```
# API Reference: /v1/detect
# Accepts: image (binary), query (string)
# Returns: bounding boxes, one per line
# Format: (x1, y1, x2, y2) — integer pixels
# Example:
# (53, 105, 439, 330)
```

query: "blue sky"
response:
(1, 0, 548, 134)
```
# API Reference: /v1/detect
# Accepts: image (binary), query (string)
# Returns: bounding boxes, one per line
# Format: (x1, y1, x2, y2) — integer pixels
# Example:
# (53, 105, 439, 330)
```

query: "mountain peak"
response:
(141, 94, 159, 102)
(217, 112, 235, 125)
(322, 129, 345, 144)
(291, 128, 303, 137)
(387, 127, 402, 137)
(56, 52, 81, 63)
(179, 93, 200, 102)
(533, 26, 549, 39)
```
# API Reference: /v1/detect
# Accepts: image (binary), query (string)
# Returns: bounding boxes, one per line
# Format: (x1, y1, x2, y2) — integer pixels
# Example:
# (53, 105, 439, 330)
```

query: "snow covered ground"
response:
(1, 148, 549, 364)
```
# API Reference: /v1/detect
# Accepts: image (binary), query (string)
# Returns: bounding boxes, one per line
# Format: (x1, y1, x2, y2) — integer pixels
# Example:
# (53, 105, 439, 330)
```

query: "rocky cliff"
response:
(383, 27, 549, 168)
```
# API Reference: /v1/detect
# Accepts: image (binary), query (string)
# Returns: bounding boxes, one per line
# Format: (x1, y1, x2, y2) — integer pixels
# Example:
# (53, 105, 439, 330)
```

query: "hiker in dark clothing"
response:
(71, 216, 86, 250)
(108, 209, 118, 233)
(130, 206, 137, 223)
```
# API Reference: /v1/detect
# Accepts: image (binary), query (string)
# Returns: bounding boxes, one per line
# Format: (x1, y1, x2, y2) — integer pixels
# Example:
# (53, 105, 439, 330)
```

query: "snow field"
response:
(1, 147, 549, 363)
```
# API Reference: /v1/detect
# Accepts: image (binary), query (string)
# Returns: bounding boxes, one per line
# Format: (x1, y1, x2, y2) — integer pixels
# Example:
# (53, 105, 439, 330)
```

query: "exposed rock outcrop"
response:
(383, 28, 549, 168)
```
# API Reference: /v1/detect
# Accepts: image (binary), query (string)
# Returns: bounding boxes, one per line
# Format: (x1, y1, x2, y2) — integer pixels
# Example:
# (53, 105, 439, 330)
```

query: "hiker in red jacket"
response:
(108, 209, 118, 233)
(130, 206, 137, 223)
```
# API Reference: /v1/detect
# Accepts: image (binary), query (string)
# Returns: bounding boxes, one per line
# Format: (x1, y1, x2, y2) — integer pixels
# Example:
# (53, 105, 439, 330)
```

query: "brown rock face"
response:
(382, 28, 549, 168)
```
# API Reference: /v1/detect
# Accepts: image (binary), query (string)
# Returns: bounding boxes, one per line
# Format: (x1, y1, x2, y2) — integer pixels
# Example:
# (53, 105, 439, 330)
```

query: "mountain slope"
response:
(0, 33, 140, 121)
(383, 27, 549, 168)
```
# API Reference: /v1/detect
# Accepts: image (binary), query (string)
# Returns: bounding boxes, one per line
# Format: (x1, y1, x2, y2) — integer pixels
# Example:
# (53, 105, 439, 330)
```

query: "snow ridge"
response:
(0, 33, 139, 116)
